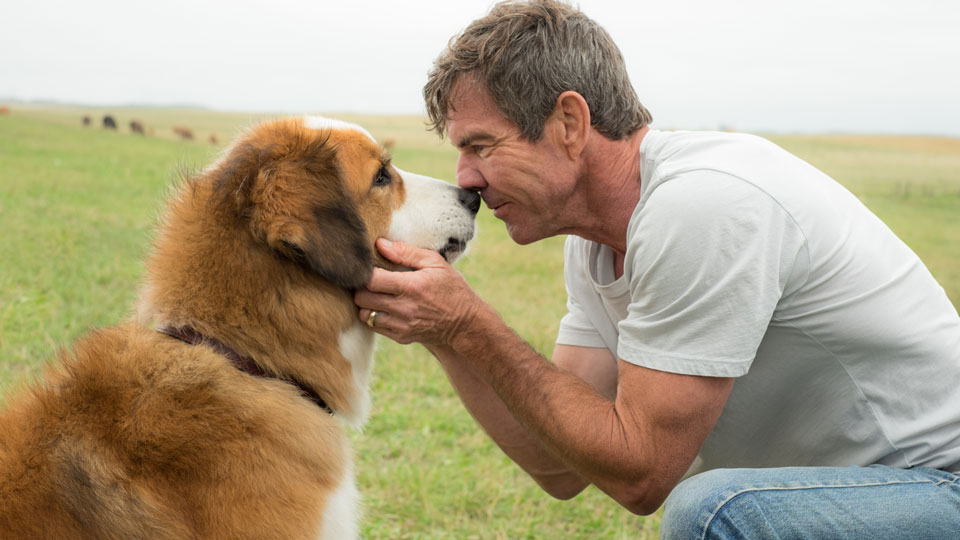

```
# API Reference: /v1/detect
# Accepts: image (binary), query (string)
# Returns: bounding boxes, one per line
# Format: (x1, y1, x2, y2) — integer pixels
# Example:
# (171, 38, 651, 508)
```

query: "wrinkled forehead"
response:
(303, 116, 376, 143)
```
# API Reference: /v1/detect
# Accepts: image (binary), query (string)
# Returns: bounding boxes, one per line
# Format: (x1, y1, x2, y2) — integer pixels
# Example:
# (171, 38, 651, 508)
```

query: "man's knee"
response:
(661, 466, 960, 539)
(660, 468, 776, 540)
(661, 469, 733, 539)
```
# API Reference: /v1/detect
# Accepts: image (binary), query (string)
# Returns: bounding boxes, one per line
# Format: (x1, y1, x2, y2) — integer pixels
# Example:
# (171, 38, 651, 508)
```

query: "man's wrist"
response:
(447, 300, 495, 356)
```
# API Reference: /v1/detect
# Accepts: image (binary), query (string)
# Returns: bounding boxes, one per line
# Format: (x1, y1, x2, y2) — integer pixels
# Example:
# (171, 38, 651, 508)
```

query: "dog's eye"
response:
(373, 167, 392, 187)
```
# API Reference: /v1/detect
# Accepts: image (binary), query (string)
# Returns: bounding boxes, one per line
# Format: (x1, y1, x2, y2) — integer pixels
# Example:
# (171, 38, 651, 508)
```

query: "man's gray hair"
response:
(424, 0, 652, 141)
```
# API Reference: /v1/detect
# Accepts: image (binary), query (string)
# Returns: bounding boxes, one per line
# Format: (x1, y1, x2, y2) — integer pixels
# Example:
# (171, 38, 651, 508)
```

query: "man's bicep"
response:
(552, 344, 618, 400)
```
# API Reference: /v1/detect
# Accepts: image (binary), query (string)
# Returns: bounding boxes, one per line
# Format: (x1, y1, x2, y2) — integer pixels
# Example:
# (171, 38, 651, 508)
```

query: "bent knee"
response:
(660, 468, 768, 540)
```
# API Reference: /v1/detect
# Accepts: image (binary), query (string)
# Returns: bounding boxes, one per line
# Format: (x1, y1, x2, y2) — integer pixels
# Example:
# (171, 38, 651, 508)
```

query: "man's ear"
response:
(551, 91, 591, 160)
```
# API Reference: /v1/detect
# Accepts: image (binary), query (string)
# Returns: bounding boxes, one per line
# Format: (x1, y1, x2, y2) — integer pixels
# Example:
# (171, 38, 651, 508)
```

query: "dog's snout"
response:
(458, 189, 481, 215)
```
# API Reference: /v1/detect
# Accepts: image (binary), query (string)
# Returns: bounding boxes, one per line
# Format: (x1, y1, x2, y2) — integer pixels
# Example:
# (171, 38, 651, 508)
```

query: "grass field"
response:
(1, 105, 959, 538)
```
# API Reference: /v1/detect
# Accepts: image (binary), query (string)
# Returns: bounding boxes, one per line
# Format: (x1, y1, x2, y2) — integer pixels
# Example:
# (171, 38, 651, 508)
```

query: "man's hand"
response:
(355, 238, 482, 346)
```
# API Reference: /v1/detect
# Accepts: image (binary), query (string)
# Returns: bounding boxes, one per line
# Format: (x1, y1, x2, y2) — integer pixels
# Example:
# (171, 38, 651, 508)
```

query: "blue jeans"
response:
(660, 465, 960, 539)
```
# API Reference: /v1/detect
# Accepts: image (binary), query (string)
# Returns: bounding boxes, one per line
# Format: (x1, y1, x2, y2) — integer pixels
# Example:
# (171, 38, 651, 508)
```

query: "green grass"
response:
(1, 106, 958, 538)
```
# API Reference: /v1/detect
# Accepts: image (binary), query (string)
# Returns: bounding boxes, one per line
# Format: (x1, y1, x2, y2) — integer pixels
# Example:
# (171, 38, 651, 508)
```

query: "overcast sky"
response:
(3, 0, 958, 135)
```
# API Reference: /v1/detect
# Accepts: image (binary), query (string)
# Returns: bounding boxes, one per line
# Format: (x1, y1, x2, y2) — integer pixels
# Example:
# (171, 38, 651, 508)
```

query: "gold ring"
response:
(366, 310, 378, 328)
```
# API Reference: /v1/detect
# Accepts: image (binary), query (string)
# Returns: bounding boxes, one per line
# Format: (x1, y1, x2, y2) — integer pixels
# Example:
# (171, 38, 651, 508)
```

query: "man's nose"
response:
(456, 153, 486, 191)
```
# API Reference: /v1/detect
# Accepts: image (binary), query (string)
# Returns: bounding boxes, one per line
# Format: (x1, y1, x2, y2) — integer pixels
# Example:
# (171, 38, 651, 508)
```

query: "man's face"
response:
(446, 79, 577, 245)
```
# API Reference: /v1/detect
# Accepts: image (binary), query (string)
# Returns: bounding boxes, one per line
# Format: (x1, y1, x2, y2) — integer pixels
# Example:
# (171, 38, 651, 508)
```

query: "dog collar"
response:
(157, 326, 334, 416)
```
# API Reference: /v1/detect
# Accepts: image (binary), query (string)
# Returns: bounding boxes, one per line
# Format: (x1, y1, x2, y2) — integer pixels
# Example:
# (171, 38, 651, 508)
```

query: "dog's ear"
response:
(213, 136, 375, 290)
(263, 197, 374, 290)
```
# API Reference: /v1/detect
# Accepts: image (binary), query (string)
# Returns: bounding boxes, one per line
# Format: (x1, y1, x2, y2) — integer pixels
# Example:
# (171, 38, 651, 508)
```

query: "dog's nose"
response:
(458, 189, 481, 215)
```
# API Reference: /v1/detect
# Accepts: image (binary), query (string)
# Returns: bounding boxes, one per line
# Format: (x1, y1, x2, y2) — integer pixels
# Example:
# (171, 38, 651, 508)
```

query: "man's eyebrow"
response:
(455, 134, 481, 149)
(455, 133, 500, 149)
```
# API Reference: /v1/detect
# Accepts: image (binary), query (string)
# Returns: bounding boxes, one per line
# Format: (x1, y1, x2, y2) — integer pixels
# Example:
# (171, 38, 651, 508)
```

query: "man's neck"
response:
(572, 125, 649, 254)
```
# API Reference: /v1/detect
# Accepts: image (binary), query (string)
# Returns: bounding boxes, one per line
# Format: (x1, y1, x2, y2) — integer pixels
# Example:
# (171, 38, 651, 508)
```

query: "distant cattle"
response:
(208, 133, 219, 145)
(173, 126, 194, 140)
(382, 138, 396, 151)
(0, 105, 11, 115)
(82, 115, 91, 126)
(102, 115, 117, 129)
(129, 120, 145, 135)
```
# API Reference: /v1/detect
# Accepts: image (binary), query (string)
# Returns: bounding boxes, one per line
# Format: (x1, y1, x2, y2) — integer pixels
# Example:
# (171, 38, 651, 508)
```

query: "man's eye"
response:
(373, 167, 392, 187)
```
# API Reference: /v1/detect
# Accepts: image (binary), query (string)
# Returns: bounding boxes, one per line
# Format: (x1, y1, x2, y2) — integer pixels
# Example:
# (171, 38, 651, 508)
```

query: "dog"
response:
(0, 116, 480, 539)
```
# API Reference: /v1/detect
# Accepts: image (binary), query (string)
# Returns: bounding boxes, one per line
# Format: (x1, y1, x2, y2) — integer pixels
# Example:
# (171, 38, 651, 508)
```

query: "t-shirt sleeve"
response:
(556, 236, 608, 349)
(557, 293, 609, 349)
(618, 171, 806, 377)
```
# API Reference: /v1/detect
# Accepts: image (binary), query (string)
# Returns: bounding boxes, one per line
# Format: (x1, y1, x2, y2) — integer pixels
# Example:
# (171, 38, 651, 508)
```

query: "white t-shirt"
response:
(557, 130, 960, 475)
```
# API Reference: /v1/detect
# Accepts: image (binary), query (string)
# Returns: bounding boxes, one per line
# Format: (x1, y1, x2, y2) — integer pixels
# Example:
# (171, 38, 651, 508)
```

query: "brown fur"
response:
(0, 118, 422, 539)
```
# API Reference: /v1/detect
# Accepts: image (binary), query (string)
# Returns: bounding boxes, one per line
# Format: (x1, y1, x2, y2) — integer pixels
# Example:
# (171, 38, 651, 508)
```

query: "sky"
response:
(3, 0, 959, 136)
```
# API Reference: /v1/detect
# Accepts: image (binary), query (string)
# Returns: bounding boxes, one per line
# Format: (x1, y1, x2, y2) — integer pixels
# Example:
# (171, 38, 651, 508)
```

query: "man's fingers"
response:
(359, 308, 385, 329)
(357, 307, 392, 336)
(377, 238, 445, 270)
(363, 267, 410, 295)
(356, 308, 411, 343)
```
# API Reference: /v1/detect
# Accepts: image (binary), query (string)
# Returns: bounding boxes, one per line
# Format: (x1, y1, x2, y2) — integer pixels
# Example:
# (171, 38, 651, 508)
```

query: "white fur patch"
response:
(336, 321, 376, 430)
(318, 461, 361, 540)
(389, 168, 476, 259)
(303, 116, 375, 142)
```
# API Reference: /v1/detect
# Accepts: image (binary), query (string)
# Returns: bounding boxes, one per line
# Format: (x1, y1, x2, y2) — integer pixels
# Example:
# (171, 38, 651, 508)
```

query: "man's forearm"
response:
(424, 340, 589, 499)
(444, 302, 669, 513)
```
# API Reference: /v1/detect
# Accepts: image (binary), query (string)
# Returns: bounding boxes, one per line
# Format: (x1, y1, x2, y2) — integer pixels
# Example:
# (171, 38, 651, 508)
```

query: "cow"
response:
(173, 126, 194, 140)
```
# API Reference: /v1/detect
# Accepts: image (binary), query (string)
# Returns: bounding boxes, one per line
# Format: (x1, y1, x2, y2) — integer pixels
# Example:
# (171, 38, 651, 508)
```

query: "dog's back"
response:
(0, 325, 350, 539)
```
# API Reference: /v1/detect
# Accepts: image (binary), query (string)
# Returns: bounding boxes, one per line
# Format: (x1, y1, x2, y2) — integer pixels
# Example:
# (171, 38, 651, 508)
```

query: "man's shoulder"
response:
(643, 129, 780, 170)
(644, 129, 773, 151)
(639, 129, 825, 215)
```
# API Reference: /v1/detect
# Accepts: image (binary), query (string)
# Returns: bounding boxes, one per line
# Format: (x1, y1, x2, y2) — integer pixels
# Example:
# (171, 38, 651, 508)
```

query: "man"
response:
(354, 1, 960, 537)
